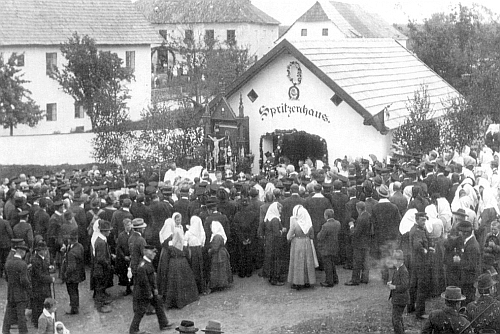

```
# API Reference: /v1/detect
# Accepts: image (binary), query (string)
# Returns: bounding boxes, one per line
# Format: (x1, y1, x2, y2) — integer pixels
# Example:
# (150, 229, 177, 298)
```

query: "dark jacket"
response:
(351, 211, 371, 249)
(63, 242, 85, 283)
(461, 235, 480, 285)
(317, 218, 341, 257)
(133, 258, 156, 300)
(421, 306, 472, 334)
(33, 209, 50, 240)
(0, 218, 13, 249)
(30, 253, 53, 297)
(111, 208, 133, 237)
(13, 221, 34, 249)
(5, 256, 31, 302)
(330, 191, 349, 226)
(410, 224, 429, 268)
(281, 194, 304, 230)
(389, 192, 408, 216)
(372, 199, 401, 243)
(129, 231, 146, 273)
(304, 194, 332, 234)
(389, 264, 410, 305)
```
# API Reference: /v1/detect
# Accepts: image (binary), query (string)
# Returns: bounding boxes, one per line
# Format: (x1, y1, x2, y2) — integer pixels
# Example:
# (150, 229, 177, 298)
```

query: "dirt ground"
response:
(0, 267, 443, 334)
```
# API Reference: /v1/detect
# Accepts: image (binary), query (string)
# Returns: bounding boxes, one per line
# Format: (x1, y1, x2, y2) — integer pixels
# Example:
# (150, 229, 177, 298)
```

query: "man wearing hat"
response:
(12, 210, 33, 252)
(30, 240, 55, 327)
(129, 218, 148, 277)
(465, 273, 500, 333)
(388, 250, 409, 334)
(444, 209, 469, 288)
(111, 198, 133, 239)
(201, 320, 223, 334)
(421, 286, 472, 334)
(408, 212, 432, 319)
(456, 220, 480, 305)
(92, 220, 114, 313)
(62, 230, 85, 315)
(47, 200, 65, 268)
(0, 215, 13, 278)
(176, 320, 199, 333)
(173, 185, 191, 230)
(129, 245, 172, 334)
(2, 243, 30, 334)
(371, 184, 401, 282)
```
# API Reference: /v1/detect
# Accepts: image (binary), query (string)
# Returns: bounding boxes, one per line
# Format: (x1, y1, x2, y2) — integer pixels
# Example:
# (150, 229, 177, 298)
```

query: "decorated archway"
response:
(260, 129, 328, 171)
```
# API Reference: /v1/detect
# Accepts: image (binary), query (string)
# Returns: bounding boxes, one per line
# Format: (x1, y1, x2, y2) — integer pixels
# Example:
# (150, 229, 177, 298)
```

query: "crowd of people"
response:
(2, 144, 500, 333)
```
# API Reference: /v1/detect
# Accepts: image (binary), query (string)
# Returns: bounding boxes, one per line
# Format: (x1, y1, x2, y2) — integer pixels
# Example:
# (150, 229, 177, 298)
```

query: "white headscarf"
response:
(264, 202, 281, 222)
(210, 220, 227, 244)
(292, 205, 312, 234)
(91, 219, 107, 256)
(55, 321, 70, 334)
(185, 215, 206, 246)
(159, 217, 175, 245)
(399, 208, 417, 235)
(476, 177, 500, 216)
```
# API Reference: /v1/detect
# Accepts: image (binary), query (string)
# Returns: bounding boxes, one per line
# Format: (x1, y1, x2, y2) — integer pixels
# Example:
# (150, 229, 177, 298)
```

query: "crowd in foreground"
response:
(2, 145, 500, 333)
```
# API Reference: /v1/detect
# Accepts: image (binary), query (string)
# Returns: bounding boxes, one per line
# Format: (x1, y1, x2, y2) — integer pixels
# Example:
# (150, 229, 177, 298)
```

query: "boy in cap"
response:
(388, 250, 409, 334)
(30, 241, 55, 327)
(129, 245, 172, 334)
(62, 230, 85, 315)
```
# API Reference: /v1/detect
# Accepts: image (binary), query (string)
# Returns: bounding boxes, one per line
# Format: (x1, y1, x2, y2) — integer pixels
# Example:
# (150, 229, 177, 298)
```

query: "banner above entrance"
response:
(258, 103, 330, 124)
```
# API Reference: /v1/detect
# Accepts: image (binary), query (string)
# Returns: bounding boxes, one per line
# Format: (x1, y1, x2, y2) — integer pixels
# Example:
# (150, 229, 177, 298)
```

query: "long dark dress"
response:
(187, 245, 206, 294)
(233, 206, 259, 278)
(265, 217, 287, 284)
(164, 246, 199, 309)
(157, 238, 172, 298)
(209, 234, 233, 289)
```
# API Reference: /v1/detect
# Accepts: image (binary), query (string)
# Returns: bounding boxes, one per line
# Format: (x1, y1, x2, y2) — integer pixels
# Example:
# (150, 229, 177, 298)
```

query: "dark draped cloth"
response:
(164, 246, 199, 309)
(187, 245, 206, 294)
(208, 234, 233, 289)
(265, 217, 287, 283)
(157, 238, 171, 298)
(429, 237, 446, 297)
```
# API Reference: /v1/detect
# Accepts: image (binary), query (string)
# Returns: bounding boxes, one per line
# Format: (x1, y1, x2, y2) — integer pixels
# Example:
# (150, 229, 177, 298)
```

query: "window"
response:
(126, 51, 135, 70)
(46, 103, 57, 121)
(322, 28, 328, 36)
(205, 29, 215, 46)
(185, 29, 194, 44)
(46, 53, 57, 75)
(331, 93, 343, 106)
(301, 29, 307, 36)
(74, 102, 85, 119)
(247, 89, 258, 103)
(227, 30, 236, 45)
(16, 54, 24, 67)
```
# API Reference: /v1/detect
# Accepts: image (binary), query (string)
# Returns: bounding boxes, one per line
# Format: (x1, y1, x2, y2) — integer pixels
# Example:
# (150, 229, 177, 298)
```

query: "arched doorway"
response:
(260, 129, 328, 171)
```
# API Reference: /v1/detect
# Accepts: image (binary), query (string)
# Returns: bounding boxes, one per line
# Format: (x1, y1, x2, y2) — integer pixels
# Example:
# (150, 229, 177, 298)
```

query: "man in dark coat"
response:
(317, 209, 341, 287)
(330, 180, 349, 265)
(0, 216, 13, 278)
(30, 241, 55, 327)
(62, 230, 85, 315)
(409, 212, 431, 319)
(233, 197, 259, 278)
(129, 218, 147, 277)
(434, 162, 452, 199)
(280, 184, 304, 231)
(389, 182, 408, 216)
(13, 210, 34, 251)
(465, 273, 500, 333)
(2, 244, 30, 334)
(47, 200, 64, 266)
(304, 183, 332, 270)
(421, 286, 472, 334)
(147, 194, 170, 258)
(447, 173, 461, 205)
(173, 186, 190, 230)
(70, 196, 89, 260)
(343, 187, 359, 270)
(457, 220, 480, 305)
(129, 245, 172, 334)
(346, 201, 371, 285)
(130, 194, 152, 226)
(92, 220, 114, 313)
(116, 218, 133, 296)
(371, 185, 401, 282)
(111, 198, 134, 240)
(388, 250, 410, 334)
(33, 197, 50, 241)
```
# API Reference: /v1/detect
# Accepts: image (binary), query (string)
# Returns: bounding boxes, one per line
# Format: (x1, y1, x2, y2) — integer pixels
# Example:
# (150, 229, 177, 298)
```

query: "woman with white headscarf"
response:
(184, 215, 207, 294)
(425, 199, 446, 297)
(164, 228, 199, 309)
(157, 215, 176, 299)
(208, 221, 232, 290)
(287, 205, 316, 289)
(264, 202, 287, 286)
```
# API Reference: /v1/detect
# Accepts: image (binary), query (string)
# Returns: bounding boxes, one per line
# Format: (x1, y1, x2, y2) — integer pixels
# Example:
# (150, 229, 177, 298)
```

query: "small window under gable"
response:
(301, 29, 307, 36)
(126, 51, 135, 70)
(322, 28, 328, 36)
(46, 103, 57, 121)
(46, 52, 57, 75)
(331, 93, 343, 106)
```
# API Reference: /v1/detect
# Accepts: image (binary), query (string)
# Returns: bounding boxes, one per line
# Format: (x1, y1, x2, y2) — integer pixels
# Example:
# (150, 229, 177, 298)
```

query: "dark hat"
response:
(180, 184, 190, 193)
(393, 250, 404, 261)
(249, 187, 259, 198)
(456, 220, 473, 232)
(14, 244, 29, 252)
(201, 320, 223, 333)
(441, 286, 466, 301)
(373, 176, 383, 186)
(11, 238, 25, 246)
(53, 200, 63, 208)
(476, 273, 498, 290)
(98, 220, 112, 231)
(437, 160, 446, 169)
(205, 197, 218, 208)
(176, 320, 199, 333)
(195, 187, 206, 196)
(452, 208, 468, 218)
(377, 184, 389, 198)
(415, 212, 428, 219)
(35, 241, 48, 251)
(127, 182, 137, 188)
(161, 186, 173, 195)
(144, 244, 157, 251)
(145, 186, 156, 196)
(132, 218, 147, 229)
(18, 210, 30, 218)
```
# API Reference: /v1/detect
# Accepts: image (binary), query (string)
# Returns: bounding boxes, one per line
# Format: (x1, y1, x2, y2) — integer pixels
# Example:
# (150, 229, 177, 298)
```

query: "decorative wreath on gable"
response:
(287, 61, 302, 86)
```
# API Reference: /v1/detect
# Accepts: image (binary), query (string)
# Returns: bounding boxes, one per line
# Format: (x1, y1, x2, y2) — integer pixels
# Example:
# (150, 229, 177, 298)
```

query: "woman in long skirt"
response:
(157, 214, 176, 299)
(264, 202, 287, 285)
(165, 227, 199, 309)
(208, 221, 233, 290)
(287, 205, 316, 289)
(185, 215, 207, 294)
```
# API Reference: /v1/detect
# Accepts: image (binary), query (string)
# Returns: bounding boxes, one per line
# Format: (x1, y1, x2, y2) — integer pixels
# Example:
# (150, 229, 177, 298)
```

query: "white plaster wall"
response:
(225, 53, 392, 174)
(278, 22, 345, 43)
(156, 23, 279, 59)
(0, 44, 151, 136)
(0, 132, 94, 165)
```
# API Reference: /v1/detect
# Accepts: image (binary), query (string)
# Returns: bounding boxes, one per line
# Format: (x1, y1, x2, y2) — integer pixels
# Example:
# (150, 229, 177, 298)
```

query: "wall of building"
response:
(156, 22, 279, 59)
(0, 44, 151, 136)
(225, 52, 392, 174)
(0, 132, 94, 165)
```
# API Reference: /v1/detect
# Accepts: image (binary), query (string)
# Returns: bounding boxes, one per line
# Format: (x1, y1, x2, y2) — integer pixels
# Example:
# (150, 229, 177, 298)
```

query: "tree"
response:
(0, 53, 43, 135)
(51, 33, 134, 129)
(52, 33, 134, 164)
(392, 85, 440, 154)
